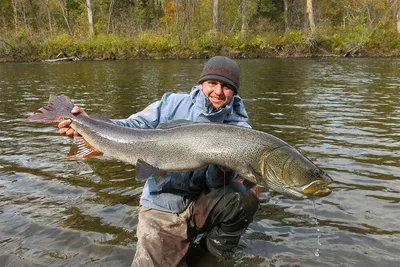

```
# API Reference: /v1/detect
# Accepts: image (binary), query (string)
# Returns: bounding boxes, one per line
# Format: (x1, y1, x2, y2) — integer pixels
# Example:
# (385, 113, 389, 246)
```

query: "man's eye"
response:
(222, 84, 232, 90)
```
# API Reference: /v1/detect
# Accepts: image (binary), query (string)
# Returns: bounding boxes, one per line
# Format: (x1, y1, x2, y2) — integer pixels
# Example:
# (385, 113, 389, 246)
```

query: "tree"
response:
(57, 0, 73, 35)
(0, 0, 13, 31)
(213, 0, 218, 31)
(85, 0, 94, 35)
(306, 0, 315, 32)
(12, 0, 18, 33)
(397, 7, 400, 33)
(241, 0, 247, 31)
(42, 0, 53, 36)
(283, 0, 288, 31)
(106, 0, 116, 34)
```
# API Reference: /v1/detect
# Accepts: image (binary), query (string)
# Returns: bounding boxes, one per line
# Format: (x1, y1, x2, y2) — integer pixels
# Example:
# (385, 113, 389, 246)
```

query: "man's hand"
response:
(58, 106, 82, 136)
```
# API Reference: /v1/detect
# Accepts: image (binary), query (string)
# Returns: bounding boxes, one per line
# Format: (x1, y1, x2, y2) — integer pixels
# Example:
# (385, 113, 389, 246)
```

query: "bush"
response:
(136, 32, 177, 53)
(80, 35, 132, 59)
(41, 34, 78, 58)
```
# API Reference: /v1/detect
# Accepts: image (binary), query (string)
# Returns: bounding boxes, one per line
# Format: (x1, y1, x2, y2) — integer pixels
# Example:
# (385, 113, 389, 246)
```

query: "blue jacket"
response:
(114, 86, 250, 212)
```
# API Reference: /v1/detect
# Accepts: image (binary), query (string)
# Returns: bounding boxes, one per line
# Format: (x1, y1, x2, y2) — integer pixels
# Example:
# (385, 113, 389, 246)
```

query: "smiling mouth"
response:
(210, 96, 224, 102)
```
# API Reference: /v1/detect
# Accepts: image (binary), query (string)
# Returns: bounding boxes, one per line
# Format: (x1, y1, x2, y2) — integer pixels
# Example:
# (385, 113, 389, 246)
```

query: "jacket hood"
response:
(189, 85, 249, 123)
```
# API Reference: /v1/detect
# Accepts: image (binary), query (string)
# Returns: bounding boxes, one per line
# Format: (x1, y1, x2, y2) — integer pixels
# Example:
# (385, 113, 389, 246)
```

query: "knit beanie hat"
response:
(198, 56, 240, 94)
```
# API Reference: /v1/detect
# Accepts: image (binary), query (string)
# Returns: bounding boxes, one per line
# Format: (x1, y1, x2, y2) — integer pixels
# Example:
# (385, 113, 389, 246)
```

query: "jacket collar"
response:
(189, 85, 249, 122)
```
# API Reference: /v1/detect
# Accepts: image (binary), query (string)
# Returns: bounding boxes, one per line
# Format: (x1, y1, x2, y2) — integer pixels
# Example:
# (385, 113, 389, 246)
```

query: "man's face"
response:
(201, 80, 235, 110)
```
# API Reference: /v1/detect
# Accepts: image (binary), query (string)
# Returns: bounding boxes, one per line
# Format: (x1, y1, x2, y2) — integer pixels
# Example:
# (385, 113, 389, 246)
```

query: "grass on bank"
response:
(1, 27, 400, 62)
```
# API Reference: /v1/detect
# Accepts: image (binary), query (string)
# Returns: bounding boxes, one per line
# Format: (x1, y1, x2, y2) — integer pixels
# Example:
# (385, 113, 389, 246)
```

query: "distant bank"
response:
(1, 31, 399, 63)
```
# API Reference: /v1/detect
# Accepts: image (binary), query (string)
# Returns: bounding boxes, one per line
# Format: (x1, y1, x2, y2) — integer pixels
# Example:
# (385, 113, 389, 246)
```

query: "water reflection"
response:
(0, 58, 399, 266)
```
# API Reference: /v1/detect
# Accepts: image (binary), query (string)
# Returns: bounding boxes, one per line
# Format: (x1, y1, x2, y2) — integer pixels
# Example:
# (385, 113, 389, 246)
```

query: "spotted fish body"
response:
(29, 94, 333, 198)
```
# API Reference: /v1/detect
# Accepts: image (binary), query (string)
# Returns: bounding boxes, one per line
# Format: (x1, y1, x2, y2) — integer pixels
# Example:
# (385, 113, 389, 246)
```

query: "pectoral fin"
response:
(136, 159, 166, 184)
(68, 136, 101, 159)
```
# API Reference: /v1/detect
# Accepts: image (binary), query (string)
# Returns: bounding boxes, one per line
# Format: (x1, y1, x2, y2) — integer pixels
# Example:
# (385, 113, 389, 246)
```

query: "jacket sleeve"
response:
(230, 121, 251, 128)
(205, 164, 238, 188)
(112, 100, 163, 129)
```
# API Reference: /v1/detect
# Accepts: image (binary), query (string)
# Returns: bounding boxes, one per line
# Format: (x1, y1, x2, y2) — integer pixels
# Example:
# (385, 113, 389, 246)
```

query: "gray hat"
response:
(198, 56, 240, 94)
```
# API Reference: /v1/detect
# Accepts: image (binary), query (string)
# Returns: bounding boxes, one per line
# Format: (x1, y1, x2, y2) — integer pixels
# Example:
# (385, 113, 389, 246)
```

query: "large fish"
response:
(29, 94, 333, 198)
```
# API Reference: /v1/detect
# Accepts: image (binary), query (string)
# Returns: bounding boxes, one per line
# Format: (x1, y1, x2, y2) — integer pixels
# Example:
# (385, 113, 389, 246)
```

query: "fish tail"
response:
(28, 94, 75, 123)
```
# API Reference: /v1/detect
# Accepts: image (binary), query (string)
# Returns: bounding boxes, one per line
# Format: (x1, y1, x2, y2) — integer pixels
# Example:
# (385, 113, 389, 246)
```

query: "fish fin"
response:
(90, 114, 113, 123)
(68, 136, 101, 159)
(28, 94, 75, 123)
(136, 159, 165, 184)
(157, 119, 196, 129)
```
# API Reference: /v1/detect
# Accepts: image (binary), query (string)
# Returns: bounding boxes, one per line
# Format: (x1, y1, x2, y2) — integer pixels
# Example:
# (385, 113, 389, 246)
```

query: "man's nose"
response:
(214, 83, 223, 94)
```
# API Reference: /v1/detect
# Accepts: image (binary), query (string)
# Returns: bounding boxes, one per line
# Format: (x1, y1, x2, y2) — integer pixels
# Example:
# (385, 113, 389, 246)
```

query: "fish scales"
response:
(72, 117, 270, 173)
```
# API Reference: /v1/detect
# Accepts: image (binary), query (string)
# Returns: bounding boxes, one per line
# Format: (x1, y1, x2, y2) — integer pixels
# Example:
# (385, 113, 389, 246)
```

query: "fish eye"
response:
(315, 169, 323, 177)
(311, 168, 320, 177)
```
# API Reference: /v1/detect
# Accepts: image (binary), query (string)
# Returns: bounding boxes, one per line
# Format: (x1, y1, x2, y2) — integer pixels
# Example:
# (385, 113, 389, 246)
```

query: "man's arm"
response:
(113, 100, 163, 129)
(58, 99, 164, 135)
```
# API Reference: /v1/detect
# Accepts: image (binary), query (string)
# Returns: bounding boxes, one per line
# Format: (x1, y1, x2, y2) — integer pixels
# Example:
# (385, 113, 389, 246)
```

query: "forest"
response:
(1, 0, 400, 61)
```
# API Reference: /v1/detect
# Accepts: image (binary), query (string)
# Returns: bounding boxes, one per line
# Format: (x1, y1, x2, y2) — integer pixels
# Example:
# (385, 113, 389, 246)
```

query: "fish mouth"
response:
(302, 180, 333, 198)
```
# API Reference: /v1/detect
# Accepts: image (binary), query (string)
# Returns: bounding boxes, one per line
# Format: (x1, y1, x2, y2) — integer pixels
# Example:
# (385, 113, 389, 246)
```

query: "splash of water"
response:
(313, 199, 321, 257)
(223, 171, 226, 199)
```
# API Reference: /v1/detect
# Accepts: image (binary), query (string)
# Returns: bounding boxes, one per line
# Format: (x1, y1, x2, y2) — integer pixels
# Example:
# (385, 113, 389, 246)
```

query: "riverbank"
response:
(1, 30, 399, 63)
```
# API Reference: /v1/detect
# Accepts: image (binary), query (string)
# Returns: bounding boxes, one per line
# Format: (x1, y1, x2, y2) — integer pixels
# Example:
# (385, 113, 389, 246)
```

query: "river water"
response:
(0, 58, 399, 267)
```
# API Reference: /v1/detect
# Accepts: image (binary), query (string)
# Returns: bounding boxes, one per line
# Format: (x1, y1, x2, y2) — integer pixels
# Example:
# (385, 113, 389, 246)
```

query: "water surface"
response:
(0, 58, 399, 266)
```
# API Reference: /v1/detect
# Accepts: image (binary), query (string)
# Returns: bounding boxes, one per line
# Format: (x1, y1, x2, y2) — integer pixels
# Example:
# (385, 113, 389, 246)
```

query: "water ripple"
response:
(1, 58, 399, 266)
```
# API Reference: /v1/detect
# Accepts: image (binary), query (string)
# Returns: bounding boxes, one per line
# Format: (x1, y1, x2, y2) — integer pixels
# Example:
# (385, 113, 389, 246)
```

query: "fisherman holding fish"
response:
(58, 56, 260, 266)
(31, 56, 332, 266)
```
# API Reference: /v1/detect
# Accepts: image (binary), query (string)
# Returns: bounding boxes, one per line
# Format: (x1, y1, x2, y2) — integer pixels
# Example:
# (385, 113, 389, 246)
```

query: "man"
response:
(58, 56, 259, 266)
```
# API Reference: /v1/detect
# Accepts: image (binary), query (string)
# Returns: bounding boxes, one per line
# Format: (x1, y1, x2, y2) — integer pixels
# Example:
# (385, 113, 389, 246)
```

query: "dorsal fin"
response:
(90, 114, 113, 123)
(157, 119, 196, 129)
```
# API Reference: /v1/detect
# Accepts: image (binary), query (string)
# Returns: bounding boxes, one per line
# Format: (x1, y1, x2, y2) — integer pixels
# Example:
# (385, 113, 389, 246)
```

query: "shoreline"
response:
(2, 29, 399, 63)
(1, 50, 399, 64)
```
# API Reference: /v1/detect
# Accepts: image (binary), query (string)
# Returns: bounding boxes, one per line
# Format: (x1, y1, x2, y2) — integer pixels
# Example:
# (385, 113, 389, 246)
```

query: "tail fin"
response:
(28, 94, 75, 123)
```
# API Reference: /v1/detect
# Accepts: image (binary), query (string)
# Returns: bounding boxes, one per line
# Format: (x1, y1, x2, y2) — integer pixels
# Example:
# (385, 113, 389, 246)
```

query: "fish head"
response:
(259, 146, 333, 199)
